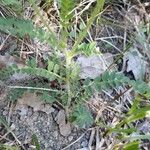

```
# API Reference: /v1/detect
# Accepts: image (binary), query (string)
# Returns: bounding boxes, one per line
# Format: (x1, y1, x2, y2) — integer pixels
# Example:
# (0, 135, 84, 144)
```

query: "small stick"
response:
(88, 129, 95, 149)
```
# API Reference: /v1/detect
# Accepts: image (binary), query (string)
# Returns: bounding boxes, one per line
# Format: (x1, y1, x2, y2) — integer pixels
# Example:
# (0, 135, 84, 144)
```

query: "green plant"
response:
(0, 0, 23, 15)
(0, 0, 105, 122)
(0, 0, 150, 149)
(0, 145, 20, 150)
(135, 23, 150, 60)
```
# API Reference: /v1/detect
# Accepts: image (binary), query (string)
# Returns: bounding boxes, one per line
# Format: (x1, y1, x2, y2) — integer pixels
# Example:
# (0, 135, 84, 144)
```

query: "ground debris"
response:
(15, 92, 55, 114)
(55, 110, 71, 137)
(77, 53, 114, 79)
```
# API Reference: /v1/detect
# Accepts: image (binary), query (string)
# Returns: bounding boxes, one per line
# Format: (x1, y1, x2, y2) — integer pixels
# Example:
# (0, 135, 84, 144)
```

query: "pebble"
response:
(2, 110, 8, 116)
(81, 140, 88, 147)
(10, 123, 16, 130)
(53, 131, 58, 138)
(68, 135, 74, 141)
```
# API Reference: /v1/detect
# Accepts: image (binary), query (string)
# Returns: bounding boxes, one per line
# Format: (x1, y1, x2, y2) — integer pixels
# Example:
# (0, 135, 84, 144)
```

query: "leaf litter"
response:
(77, 53, 114, 79)
(15, 92, 55, 114)
(122, 48, 147, 80)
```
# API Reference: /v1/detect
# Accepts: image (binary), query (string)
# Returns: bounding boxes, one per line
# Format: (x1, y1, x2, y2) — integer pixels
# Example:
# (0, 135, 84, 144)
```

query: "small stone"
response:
(59, 122, 71, 137)
(28, 107, 33, 116)
(18, 106, 28, 116)
(68, 135, 73, 141)
(81, 140, 88, 147)
(55, 110, 66, 125)
(10, 123, 16, 130)
(3, 110, 8, 116)
(53, 131, 58, 138)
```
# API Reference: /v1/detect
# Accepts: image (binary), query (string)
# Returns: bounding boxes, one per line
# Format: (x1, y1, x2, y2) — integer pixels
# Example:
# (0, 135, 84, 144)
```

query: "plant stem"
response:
(7, 86, 60, 92)
(65, 52, 72, 118)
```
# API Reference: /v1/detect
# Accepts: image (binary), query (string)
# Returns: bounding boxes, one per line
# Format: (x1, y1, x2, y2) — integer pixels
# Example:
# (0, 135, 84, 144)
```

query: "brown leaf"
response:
(77, 53, 113, 79)
(15, 92, 54, 114)
(55, 110, 71, 136)
(55, 110, 66, 125)
(59, 122, 71, 137)
(123, 48, 147, 80)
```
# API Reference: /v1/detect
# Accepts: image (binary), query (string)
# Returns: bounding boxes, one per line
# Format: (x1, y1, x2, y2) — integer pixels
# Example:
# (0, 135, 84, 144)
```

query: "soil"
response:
(0, 85, 91, 150)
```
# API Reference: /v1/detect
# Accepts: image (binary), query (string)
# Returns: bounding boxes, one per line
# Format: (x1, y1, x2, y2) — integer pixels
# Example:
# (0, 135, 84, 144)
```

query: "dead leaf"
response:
(15, 92, 54, 114)
(77, 53, 113, 79)
(123, 48, 147, 80)
(59, 122, 71, 137)
(0, 54, 25, 68)
(55, 109, 66, 125)
(55, 110, 71, 136)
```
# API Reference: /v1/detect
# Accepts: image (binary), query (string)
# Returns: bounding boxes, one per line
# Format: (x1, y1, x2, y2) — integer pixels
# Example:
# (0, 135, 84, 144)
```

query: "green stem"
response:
(7, 85, 60, 92)
(65, 52, 72, 117)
